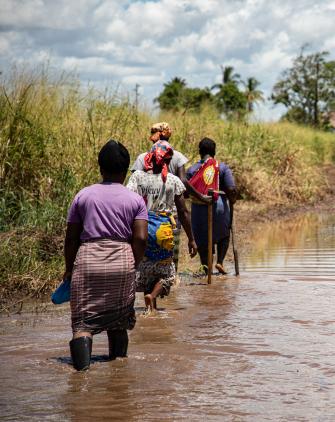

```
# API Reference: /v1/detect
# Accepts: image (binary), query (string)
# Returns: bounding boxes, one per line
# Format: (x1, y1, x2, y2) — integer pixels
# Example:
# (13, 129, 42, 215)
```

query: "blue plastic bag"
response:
(51, 278, 71, 305)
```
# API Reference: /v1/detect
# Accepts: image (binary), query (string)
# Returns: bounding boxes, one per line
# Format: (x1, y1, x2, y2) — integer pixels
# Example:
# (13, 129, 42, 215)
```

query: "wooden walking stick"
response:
(207, 189, 214, 284)
(229, 201, 240, 276)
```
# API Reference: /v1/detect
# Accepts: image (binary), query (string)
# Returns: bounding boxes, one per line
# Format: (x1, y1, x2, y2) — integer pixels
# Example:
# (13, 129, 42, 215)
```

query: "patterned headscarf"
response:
(144, 140, 173, 183)
(149, 122, 172, 143)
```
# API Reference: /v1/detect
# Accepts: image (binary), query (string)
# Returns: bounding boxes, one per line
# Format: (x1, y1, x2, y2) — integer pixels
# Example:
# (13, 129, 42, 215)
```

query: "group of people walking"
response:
(64, 122, 236, 371)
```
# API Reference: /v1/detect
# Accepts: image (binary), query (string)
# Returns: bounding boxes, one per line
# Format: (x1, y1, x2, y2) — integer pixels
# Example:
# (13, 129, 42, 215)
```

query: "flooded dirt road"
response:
(1, 213, 335, 421)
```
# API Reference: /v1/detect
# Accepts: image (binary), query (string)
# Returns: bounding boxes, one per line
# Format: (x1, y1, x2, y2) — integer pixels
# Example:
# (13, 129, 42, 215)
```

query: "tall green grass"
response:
(1, 68, 334, 300)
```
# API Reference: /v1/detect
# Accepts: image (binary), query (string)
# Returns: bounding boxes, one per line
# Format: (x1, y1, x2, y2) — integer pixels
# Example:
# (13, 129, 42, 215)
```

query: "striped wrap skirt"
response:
(70, 239, 136, 335)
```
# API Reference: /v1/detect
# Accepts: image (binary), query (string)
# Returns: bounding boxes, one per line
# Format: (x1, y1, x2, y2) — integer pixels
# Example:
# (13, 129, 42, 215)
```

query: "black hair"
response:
(199, 137, 216, 157)
(98, 139, 130, 174)
(159, 133, 170, 141)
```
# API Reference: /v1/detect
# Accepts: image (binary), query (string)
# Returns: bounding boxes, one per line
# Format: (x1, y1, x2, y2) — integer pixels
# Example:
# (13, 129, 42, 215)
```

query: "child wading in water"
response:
(127, 140, 197, 311)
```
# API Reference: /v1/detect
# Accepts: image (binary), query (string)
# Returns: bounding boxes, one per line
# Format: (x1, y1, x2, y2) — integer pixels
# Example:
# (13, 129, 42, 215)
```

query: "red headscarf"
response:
(144, 140, 173, 183)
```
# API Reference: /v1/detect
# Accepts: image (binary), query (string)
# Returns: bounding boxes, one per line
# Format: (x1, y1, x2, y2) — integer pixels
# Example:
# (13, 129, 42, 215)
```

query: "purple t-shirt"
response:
(67, 183, 148, 241)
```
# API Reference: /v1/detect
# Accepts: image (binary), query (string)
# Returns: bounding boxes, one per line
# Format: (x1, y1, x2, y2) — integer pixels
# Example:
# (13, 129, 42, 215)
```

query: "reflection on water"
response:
(1, 213, 335, 421)
(243, 213, 335, 279)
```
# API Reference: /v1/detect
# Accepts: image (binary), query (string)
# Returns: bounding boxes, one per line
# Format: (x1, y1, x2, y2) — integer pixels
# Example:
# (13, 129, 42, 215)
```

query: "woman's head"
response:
(149, 122, 172, 143)
(98, 139, 130, 181)
(144, 140, 174, 182)
(199, 137, 216, 158)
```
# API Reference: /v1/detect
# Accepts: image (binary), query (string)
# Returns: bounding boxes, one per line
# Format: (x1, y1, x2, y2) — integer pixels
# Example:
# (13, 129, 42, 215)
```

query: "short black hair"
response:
(98, 139, 130, 174)
(199, 137, 216, 157)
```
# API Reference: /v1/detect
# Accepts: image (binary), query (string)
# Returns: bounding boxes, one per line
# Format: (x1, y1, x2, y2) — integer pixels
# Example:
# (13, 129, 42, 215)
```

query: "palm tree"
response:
(243, 77, 264, 112)
(154, 77, 187, 111)
(221, 65, 240, 84)
(211, 65, 240, 91)
(210, 66, 248, 118)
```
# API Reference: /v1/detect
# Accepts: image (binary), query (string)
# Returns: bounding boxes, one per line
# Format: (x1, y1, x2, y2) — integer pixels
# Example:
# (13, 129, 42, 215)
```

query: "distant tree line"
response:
(154, 48, 335, 128)
(155, 65, 263, 120)
(271, 48, 335, 128)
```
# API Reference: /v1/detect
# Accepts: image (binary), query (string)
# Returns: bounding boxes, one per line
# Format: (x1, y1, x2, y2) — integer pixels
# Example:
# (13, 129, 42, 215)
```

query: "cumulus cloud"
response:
(0, 0, 334, 120)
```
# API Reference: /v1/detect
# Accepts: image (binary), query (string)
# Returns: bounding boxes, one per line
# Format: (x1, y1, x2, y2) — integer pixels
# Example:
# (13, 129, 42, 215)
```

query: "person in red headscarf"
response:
(131, 122, 187, 178)
(127, 140, 197, 311)
(131, 122, 209, 277)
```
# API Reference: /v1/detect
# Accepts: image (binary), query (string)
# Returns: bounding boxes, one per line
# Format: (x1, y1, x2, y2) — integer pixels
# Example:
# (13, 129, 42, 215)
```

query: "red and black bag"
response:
(188, 158, 220, 201)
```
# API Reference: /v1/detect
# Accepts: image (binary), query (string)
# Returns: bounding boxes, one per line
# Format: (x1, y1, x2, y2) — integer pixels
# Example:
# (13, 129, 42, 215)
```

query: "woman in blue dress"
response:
(186, 137, 237, 274)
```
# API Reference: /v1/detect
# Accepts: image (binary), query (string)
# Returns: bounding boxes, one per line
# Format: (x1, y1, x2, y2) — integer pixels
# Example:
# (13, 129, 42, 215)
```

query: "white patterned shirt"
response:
(127, 170, 185, 213)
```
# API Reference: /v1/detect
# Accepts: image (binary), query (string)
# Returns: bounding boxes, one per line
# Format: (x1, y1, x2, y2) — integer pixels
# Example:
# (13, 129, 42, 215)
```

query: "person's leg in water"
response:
(107, 329, 129, 360)
(69, 331, 93, 371)
(215, 235, 230, 274)
(197, 243, 216, 275)
(197, 244, 208, 273)
(144, 280, 163, 311)
(143, 261, 175, 310)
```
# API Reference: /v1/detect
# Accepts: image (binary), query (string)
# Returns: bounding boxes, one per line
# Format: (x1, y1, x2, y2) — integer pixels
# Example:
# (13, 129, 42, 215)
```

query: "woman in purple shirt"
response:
(64, 140, 148, 371)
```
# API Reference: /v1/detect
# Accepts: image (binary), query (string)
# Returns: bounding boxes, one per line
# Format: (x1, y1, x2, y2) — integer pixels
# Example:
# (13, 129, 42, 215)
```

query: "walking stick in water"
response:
(229, 200, 240, 276)
(207, 189, 214, 284)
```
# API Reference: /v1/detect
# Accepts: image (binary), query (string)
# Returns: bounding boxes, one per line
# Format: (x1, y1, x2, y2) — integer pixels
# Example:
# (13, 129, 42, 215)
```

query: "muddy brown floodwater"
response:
(1, 212, 335, 421)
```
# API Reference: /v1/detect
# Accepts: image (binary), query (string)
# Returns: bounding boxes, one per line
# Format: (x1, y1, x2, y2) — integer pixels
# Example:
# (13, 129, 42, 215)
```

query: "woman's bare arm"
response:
(174, 194, 197, 257)
(131, 219, 148, 268)
(64, 222, 82, 279)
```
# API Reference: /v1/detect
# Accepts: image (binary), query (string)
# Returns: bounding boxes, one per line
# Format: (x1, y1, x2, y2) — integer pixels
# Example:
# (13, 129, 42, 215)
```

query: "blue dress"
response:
(186, 161, 235, 247)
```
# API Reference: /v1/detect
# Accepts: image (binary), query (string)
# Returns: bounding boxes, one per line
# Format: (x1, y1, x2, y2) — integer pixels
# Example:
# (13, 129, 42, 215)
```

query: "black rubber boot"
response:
(108, 329, 128, 360)
(69, 336, 92, 371)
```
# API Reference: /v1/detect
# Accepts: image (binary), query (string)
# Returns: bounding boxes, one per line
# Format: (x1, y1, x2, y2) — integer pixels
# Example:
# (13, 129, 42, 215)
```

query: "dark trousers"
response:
(198, 235, 230, 268)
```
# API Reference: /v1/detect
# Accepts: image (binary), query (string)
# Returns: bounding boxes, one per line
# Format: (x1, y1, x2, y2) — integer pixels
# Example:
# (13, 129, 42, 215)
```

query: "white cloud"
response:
(122, 74, 164, 85)
(252, 43, 292, 72)
(323, 35, 335, 51)
(0, 0, 334, 120)
(0, 0, 105, 30)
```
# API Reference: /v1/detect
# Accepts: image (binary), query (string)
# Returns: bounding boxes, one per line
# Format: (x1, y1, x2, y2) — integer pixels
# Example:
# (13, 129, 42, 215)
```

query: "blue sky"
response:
(1, 0, 334, 120)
